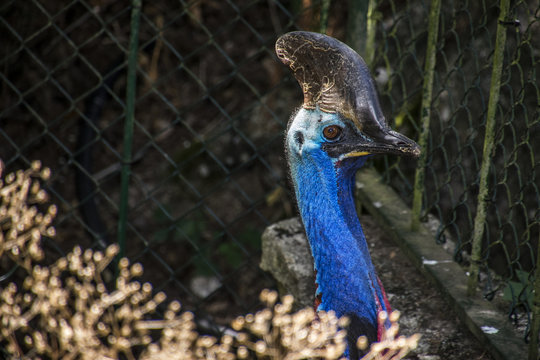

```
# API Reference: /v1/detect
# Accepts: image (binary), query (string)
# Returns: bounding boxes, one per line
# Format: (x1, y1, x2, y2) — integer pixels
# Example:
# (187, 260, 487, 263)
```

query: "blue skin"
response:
(286, 108, 390, 350)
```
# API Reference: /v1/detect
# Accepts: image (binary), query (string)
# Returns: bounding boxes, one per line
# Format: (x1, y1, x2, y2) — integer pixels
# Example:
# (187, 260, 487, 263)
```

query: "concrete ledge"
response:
(355, 167, 525, 360)
(260, 217, 315, 309)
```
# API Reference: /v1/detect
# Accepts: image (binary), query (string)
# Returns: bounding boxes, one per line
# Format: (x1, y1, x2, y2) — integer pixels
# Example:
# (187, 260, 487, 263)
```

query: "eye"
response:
(322, 125, 342, 140)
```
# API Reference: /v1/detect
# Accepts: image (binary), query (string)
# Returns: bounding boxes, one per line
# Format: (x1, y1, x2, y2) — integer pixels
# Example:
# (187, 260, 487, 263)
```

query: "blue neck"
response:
(289, 150, 389, 340)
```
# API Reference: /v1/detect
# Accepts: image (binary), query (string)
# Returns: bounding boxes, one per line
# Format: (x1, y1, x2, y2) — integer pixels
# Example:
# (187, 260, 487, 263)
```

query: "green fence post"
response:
(346, 0, 369, 57)
(117, 0, 142, 261)
(346, 0, 376, 65)
(319, 0, 331, 34)
(364, 0, 377, 67)
(467, 0, 509, 296)
(410, 0, 441, 231)
(529, 230, 540, 360)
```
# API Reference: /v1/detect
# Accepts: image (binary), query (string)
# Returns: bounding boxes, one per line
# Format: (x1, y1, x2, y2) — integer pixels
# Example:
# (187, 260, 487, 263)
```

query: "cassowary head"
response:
(276, 31, 420, 164)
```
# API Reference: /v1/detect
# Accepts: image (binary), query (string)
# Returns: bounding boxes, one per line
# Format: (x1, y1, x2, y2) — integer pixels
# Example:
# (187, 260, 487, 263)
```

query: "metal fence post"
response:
(529, 230, 540, 360)
(346, 0, 369, 58)
(364, 0, 377, 67)
(117, 0, 142, 260)
(467, 0, 509, 296)
(410, 0, 441, 231)
(319, 0, 331, 34)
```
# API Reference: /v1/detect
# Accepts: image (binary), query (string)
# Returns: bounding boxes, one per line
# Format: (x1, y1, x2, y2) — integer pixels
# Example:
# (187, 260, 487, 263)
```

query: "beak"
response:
(345, 128, 421, 158)
(327, 123, 421, 161)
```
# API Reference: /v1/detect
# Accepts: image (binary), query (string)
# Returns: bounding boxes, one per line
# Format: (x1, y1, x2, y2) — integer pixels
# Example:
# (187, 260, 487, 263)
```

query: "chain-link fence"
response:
(1, 0, 539, 357)
(1, 0, 303, 324)
(370, 0, 539, 351)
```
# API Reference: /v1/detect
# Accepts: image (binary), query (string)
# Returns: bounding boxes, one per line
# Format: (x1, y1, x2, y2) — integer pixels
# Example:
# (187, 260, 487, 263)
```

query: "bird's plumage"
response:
(277, 31, 420, 359)
(286, 109, 391, 358)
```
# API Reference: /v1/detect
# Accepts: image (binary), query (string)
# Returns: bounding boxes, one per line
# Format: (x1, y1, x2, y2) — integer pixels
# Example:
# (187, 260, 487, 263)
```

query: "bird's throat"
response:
(289, 153, 390, 343)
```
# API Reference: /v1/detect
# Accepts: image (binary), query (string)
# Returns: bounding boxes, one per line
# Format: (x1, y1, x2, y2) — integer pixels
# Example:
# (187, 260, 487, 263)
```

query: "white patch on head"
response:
(286, 108, 343, 158)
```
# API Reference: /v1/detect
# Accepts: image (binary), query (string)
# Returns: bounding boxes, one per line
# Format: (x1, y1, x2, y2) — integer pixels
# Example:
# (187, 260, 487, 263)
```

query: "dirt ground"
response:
(360, 214, 493, 360)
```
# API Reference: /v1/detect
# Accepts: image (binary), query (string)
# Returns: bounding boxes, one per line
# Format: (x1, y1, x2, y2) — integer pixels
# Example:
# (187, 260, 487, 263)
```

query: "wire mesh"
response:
(0, 0, 307, 325)
(373, 0, 540, 344)
(0, 0, 538, 354)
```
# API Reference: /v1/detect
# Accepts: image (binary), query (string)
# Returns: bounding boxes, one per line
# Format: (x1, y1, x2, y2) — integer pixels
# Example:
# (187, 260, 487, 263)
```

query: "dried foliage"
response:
(0, 163, 419, 359)
(357, 311, 420, 360)
(230, 290, 349, 360)
(0, 160, 54, 271)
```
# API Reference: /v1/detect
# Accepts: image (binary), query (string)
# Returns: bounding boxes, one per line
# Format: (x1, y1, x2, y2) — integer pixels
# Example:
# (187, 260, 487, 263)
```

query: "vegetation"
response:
(0, 162, 418, 359)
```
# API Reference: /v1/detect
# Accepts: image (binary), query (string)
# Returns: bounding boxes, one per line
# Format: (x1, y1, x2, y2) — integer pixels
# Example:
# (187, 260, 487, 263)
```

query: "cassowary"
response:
(275, 31, 420, 358)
